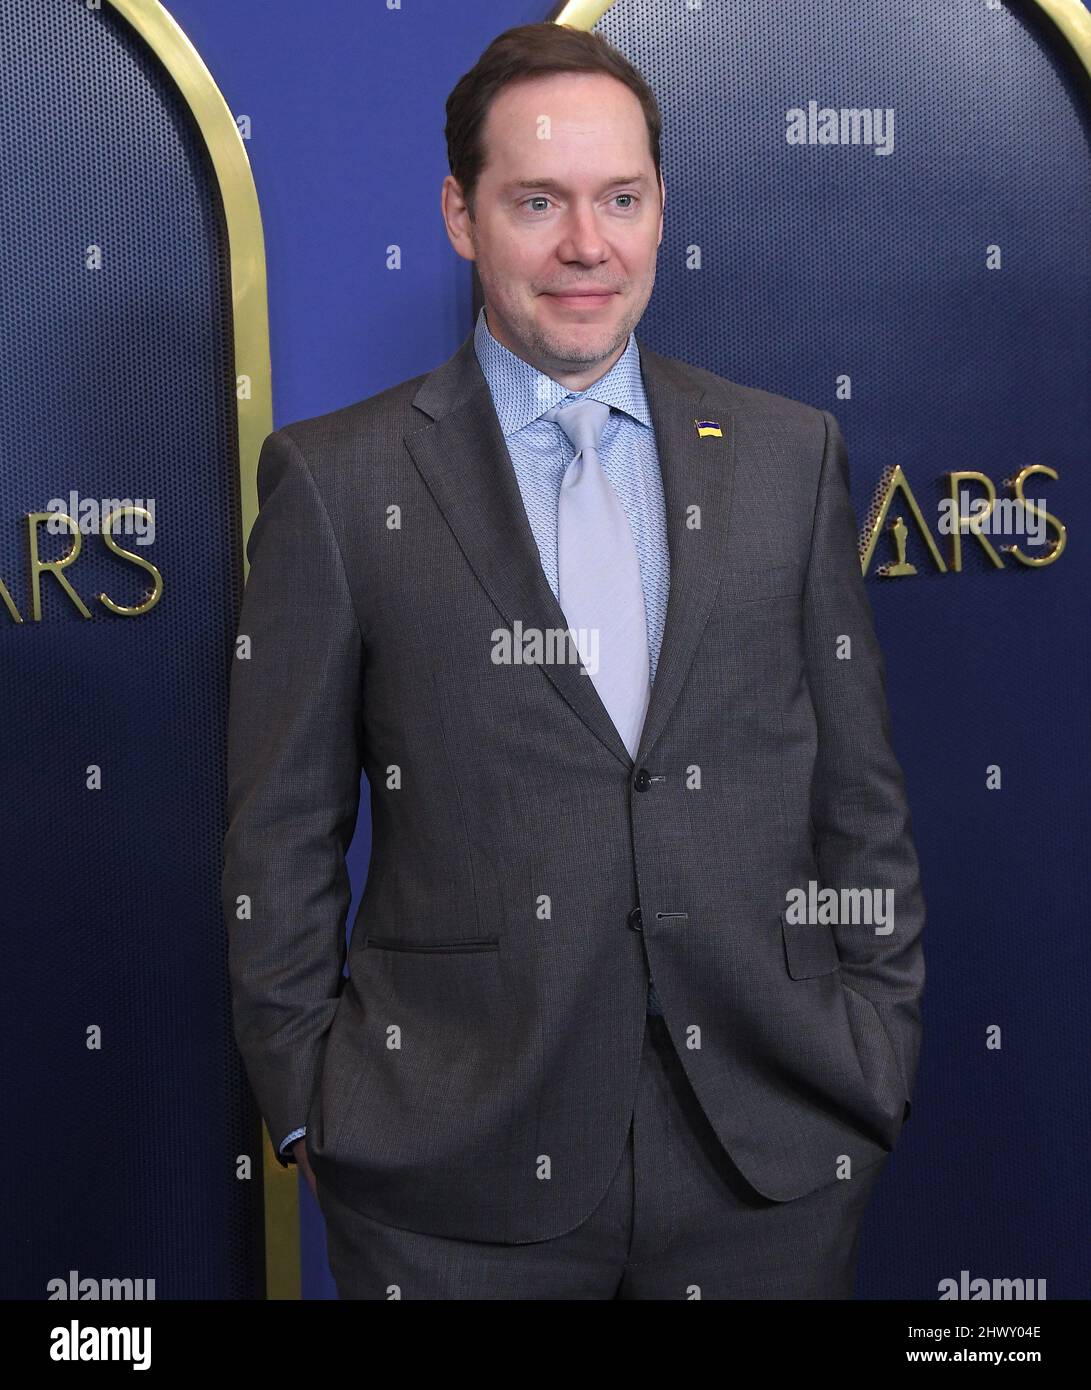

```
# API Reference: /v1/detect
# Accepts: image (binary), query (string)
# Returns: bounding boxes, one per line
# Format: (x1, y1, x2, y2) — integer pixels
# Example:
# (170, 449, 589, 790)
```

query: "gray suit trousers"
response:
(315, 1013, 889, 1300)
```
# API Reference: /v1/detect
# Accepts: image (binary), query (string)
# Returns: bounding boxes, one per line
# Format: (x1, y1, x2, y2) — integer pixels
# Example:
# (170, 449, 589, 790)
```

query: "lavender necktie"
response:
(542, 397, 651, 759)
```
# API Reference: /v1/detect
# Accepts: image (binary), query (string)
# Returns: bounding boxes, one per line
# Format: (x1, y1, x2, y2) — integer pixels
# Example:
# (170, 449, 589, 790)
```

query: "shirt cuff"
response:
(279, 1126, 306, 1162)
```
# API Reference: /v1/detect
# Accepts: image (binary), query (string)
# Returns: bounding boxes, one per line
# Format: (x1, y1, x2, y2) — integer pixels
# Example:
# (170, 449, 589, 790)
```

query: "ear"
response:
(441, 175, 477, 263)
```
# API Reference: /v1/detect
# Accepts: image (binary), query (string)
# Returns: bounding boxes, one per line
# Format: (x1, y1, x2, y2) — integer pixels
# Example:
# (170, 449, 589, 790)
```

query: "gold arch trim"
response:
(1034, 0, 1091, 82)
(103, 0, 292, 1299)
(553, 0, 1091, 82)
(552, 0, 614, 24)
(105, 0, 271, 571)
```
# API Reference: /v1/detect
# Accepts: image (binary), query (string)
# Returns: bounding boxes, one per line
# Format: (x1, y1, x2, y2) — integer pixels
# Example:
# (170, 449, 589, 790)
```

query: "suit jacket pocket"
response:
(839, 979, 908, 1120)
(314, 941, 515, 1178)
(780, 911, 841, 979)
(721, 562, 805, 605)
(364, 936, 499, 953)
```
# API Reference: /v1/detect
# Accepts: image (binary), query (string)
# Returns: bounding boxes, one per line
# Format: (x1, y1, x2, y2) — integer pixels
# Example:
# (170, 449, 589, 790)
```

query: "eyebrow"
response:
(504, 174, 649, 192)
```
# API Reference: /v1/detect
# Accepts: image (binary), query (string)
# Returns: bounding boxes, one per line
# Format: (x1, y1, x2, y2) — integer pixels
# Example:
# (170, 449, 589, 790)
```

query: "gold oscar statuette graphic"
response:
(860, 465, 948, 577)
(884, 517, 917, 577)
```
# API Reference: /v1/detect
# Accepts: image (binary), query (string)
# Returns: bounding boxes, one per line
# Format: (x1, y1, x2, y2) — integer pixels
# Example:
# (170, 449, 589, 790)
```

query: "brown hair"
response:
(445, 22, 662, 220)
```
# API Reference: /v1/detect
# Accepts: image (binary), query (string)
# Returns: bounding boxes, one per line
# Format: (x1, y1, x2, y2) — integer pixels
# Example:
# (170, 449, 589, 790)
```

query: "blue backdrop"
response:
(4, 0, 1087, 1300)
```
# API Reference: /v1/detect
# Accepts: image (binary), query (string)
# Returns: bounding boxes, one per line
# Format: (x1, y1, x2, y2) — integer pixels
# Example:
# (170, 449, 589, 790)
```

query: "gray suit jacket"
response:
(223, 327, 926, 1243)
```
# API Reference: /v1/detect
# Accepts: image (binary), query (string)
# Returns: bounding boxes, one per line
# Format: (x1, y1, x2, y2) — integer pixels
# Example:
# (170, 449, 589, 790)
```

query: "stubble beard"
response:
(515, 289, 646, 373)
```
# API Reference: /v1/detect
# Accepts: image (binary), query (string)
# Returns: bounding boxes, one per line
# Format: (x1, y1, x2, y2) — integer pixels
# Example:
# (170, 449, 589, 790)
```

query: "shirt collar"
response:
(473, 304, 651, 437)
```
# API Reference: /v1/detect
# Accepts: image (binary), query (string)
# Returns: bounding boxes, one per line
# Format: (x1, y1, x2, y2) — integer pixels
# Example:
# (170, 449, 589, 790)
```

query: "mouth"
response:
(543, 291, 616, 310)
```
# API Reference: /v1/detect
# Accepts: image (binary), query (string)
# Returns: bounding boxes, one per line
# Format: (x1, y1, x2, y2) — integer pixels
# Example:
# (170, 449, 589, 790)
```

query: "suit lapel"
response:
(633, 339, 737, 764)
(402, 330, 738, 770)
(404, 335, 631, 765)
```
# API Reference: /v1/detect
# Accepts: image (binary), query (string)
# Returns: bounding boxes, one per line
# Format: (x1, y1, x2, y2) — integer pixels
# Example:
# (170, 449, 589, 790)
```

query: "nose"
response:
(555, 202, 609, 266)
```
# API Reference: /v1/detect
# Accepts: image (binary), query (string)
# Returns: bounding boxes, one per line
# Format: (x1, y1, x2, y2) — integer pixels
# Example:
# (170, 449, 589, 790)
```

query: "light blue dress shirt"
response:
(472, 305, 671, 683)
(279, 307, 671, 1160)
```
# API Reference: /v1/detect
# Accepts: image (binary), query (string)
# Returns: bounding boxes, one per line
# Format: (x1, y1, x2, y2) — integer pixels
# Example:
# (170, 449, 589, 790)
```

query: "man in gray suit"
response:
(223, 22, 925, 1300)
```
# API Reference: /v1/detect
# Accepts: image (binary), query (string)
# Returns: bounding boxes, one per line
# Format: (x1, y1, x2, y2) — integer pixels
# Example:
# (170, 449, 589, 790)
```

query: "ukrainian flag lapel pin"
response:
(695, 419, 723, 439)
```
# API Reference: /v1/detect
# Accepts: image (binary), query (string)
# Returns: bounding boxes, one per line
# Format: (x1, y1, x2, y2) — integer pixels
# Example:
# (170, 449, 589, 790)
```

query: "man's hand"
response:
(292, 1138, 317, 1199)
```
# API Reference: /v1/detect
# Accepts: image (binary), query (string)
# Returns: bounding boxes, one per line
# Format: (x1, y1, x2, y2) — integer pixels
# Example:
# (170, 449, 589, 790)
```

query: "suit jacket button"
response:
(634, 769, 651, 792)
(627, 907, 643, 932)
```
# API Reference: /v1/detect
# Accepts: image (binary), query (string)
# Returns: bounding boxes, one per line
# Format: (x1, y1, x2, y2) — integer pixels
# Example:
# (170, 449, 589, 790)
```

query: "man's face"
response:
(442, 71, 664, 389)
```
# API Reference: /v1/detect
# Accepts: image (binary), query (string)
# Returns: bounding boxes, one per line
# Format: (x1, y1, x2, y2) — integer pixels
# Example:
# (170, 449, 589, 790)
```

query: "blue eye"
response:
(520, 193, 640, 214)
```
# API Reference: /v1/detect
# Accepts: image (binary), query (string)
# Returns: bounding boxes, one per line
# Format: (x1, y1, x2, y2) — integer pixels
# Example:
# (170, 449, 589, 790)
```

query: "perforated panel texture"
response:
(0, 0, 257, 1297)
